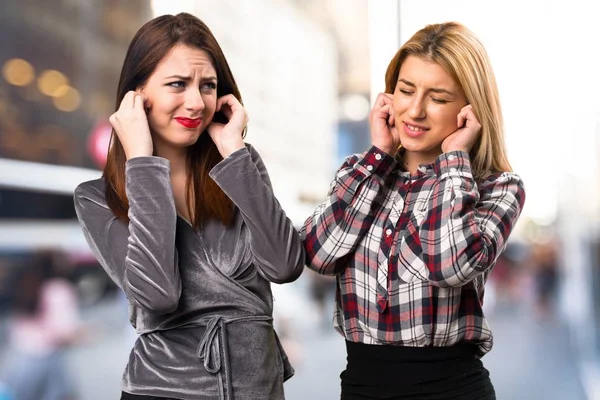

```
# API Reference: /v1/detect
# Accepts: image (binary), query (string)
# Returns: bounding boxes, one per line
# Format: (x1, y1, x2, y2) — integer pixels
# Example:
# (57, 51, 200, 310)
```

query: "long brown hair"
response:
(104, 13, 244, 228)
(385, 22, 511, 180)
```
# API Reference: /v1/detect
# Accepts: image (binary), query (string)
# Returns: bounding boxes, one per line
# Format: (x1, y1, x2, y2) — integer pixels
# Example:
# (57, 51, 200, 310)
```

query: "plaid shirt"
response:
(301, 146, 526, 355)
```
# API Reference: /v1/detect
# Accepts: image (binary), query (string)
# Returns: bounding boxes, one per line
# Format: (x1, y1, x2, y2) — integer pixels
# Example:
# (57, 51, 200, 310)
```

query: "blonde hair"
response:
(385, 22, 511, 180)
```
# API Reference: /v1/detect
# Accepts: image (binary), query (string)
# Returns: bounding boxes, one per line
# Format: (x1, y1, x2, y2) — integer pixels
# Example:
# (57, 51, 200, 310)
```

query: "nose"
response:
(185, 89, 205, 114)
(408, 95, 426, 119)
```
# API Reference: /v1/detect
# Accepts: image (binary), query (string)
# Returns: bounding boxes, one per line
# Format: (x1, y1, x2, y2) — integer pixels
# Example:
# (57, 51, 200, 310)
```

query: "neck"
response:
(402, 149, 441, 175)
(154, 143, 188, 177)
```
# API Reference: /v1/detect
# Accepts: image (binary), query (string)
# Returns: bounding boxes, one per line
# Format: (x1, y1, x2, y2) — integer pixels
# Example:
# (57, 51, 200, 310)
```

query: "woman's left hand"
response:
(207, 94, 247, 158)
(441, 104, 482, 154)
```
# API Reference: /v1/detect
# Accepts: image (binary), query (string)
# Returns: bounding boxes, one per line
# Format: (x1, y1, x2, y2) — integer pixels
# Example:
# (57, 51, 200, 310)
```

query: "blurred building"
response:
(0, 0, 152, 169)
(0, 0, 153, 219)
(290, 0, 372, 166)
(0, 0, 153, 308)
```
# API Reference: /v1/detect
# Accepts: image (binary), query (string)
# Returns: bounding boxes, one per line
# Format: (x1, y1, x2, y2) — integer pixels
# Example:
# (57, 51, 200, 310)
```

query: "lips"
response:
(403, 122, 428, 138)
(175, 117, 202, 129)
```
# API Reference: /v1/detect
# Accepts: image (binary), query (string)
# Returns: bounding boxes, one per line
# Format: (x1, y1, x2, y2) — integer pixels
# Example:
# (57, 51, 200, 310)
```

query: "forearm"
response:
(420, 151, 525, 287)
(302, 146, 397, 274)
(123, 156, 181, 311)
(210, 147, 305, 283)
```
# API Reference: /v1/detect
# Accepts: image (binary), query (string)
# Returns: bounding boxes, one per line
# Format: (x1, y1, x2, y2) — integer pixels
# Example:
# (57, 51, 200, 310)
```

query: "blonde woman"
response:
(302, 22, 525, 399)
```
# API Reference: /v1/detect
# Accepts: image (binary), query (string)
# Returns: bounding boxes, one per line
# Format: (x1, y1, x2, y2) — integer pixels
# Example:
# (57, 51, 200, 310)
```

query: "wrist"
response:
(126, 149, 153, 160)
(443, 146, 469, 154)
(372, 143, 396, 157)
(220, 141, 245, 158)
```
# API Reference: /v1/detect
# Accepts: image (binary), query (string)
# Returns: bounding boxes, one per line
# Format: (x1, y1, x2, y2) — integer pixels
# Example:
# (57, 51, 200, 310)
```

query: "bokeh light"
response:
(2, 58, 35, 86)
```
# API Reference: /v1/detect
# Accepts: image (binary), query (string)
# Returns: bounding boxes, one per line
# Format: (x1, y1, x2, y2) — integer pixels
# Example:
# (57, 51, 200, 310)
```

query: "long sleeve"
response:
(301, 146, 397, 275)
(209, 144, 305, 284)
(416, 151, 526, 287)
(74, 157, 181, 314)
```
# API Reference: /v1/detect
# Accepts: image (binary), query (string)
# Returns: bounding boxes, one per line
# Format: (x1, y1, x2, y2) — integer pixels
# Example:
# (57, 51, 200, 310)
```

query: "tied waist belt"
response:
(196, 315, 273, 400)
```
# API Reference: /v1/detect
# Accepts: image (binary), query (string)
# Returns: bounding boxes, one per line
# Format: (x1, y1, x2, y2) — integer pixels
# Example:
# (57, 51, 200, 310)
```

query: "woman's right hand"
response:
(109, 91, 153, 159)
(369, 92, 400, 156)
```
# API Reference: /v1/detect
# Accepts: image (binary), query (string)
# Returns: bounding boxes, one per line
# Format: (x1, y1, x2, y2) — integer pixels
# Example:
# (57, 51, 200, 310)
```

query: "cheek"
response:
(202, 96, 217, 123)
(431, 107, 460, 130)
(149, 97, 177, 118)
(204, 95, 217, 113)
(146, 101, 175, 133)
(393, 95, 409, 115)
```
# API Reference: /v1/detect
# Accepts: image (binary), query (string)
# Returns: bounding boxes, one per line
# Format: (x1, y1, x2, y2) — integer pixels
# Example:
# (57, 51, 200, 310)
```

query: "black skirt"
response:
(340, 341, 496, 400)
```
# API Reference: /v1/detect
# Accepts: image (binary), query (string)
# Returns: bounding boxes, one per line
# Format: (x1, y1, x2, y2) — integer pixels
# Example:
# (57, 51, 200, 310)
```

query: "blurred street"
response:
(0, 272, 584, 400)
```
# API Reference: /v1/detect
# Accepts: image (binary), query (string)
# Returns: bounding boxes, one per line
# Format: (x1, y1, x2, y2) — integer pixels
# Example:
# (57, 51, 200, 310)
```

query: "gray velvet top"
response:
(74, 144, 305, 400)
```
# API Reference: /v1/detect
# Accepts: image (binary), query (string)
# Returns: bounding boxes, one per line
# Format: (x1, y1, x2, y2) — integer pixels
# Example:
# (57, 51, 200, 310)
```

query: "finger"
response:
(376, 93, 392, 107)
(388, 109, 395, 127)
(465, 107, 478, 122)
(133, 93, 146, 113)
(375, 93, 386, 107)
(457, 111, 466, 128)
(134, 91, 150, 110)
(108, 112, 117, 127)
(218, 95, 246, 125)
(120, 91, 136, 110)
(216, 94, 238, 112)
(216, 96, 227, 112)
(375, 104, 391, 119)
(132, 93, 141, 110)
(218, 99, 234, 118)
(463, 108, 480, 128)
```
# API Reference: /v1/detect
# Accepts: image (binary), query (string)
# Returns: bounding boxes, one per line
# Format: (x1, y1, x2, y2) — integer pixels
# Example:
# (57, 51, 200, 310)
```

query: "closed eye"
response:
(431, 97, 449, 104)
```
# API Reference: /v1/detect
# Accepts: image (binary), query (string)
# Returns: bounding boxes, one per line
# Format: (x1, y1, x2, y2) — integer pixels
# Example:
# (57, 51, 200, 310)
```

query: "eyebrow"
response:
(165, 75, 218, 82)
(398, 78, 454, 96)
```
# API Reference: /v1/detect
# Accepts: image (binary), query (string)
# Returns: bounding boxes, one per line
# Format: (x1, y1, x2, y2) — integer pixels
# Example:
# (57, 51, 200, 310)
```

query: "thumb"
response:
(457, 112, 466, 129)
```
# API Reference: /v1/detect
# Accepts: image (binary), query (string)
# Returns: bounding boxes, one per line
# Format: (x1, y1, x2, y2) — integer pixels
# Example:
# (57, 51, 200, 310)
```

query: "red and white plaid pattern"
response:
(301, 146, 526, 355)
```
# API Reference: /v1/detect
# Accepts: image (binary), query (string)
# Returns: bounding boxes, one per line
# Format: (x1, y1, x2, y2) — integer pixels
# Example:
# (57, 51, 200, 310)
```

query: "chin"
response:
(162, 135, 201, 150)
(399, 136, 420, 150)
(401, 142, 432, 154)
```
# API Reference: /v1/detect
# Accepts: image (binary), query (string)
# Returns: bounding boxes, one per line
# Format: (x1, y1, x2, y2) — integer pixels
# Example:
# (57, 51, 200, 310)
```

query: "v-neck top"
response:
(74, 144, 305, 400)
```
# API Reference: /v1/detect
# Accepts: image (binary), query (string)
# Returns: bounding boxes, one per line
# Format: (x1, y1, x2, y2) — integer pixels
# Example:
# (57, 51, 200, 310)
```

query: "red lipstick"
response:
(175, 117, 201, 129)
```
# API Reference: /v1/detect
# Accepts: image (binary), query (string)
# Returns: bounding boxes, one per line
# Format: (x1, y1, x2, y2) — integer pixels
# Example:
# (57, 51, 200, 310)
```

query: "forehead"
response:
(399, 55, 459, 88)
(153, 45, 216, 76)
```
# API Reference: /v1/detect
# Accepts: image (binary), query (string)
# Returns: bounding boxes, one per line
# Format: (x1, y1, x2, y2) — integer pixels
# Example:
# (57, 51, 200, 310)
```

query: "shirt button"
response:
(385, 228, 392, 236)
(448, 154, 456, 161)
(366, 165, 373, 171)
(375, 153, 382, 161)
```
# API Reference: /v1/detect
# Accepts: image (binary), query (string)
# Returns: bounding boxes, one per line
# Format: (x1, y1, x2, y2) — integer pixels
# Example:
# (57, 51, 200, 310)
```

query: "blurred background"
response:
(0, 0, 598, 399)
